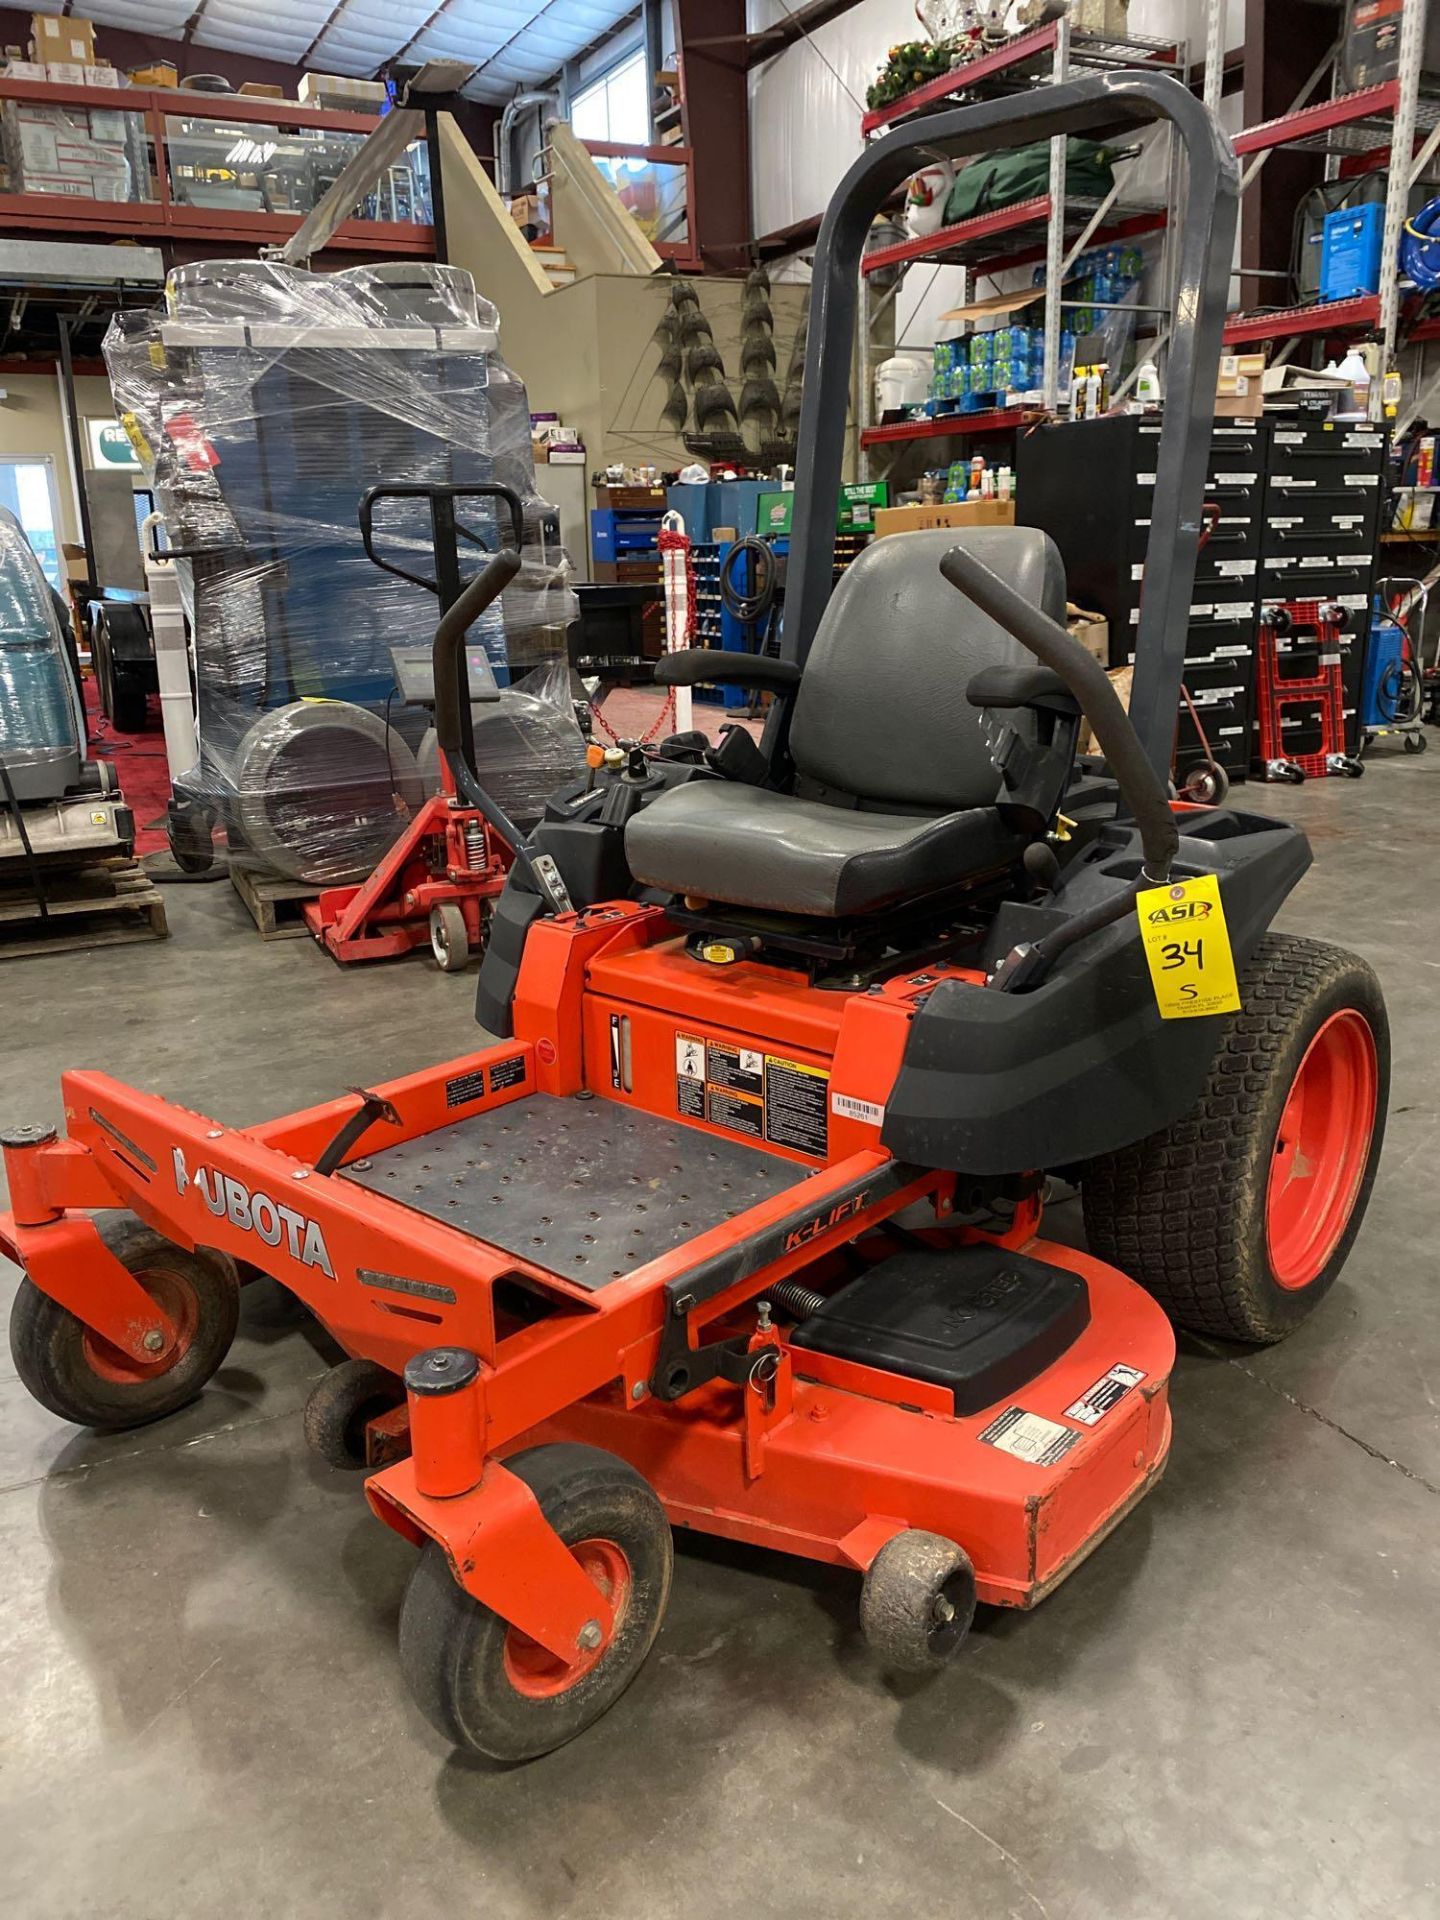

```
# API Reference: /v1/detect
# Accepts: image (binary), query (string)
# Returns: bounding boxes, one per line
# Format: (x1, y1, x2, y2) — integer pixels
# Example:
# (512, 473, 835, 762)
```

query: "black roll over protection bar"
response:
(781, 69, 1239, 791)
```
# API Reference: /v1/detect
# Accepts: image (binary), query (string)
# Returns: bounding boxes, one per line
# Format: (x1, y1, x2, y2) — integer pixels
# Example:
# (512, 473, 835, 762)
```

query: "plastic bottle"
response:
(1134, 359, 1163, 409)
(1334, 345, 1371, 421)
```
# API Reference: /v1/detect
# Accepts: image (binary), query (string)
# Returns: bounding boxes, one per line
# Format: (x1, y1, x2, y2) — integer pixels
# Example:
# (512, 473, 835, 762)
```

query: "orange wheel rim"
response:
(81, 1266, 198, 1384)
(1265, 1010, 1378, 1291)
(502, 1539, 631, 1699)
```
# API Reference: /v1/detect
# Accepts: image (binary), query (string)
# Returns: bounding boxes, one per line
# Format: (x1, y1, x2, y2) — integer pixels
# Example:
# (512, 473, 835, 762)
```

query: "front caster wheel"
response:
(860, 1530, 977, 1673)
(1083, 934, 1388, 1343)
(8, 1217, 240, 1430)
(303, 1357, 405, 1469)
(398, 1443, 672, 1761)
(429, 902, 470, 972)
(1404, 729, 1428, 754)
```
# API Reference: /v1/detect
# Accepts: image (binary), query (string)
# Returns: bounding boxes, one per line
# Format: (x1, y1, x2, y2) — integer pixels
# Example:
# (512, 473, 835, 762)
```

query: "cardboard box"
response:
(874, 499, 1016, 537)
(31, 12, 95, 66)
(1216, 351, 1265, 418)
(84, 64, 122, 88)
(127, 61, 179, 88)
(44, 61, 87, 87)
(508, 191, 543, 227)
(298, 70, 386, 110)
(2, 59, 45, 81)
(238, 82, 286, 99)
(1067, 603, 1109, 667)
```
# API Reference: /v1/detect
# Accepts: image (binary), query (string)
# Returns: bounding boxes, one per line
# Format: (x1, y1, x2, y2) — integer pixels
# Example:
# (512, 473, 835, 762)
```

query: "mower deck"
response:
(342, 1094, 799, 1288)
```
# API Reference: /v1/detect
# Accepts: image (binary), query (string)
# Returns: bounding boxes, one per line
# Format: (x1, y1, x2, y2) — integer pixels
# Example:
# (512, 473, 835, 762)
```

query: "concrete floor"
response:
(2, 759, 1438, 1920)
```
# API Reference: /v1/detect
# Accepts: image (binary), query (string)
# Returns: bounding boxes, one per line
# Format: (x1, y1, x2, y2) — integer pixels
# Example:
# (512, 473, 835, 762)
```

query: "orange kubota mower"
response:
(2, 73, 1388, 1763)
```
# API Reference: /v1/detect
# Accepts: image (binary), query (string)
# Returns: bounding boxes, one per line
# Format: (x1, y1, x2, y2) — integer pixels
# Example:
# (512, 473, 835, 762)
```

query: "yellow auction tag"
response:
(1135, 872, 1241, 1019)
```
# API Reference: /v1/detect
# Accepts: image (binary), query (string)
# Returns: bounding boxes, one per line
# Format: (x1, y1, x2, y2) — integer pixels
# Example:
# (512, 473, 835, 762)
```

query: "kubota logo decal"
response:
(172, 1147, 335, 1276)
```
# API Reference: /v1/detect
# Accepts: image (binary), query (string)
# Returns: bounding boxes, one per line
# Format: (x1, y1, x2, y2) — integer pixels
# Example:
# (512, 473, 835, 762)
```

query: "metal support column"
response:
(1202, 0, 1223, 115)
(1377, 0, 1429, 408)
(1041, 13, 1070, 408)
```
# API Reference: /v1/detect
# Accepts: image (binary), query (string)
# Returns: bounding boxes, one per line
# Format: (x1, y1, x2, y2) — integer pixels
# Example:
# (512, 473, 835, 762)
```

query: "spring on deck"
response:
(767, 1279, 827, 1322)
(465, 820, 487, 866)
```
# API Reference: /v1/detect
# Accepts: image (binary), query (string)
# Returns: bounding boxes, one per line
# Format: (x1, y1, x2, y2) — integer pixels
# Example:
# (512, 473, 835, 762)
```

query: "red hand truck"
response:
(1253, 598, 1363, 784)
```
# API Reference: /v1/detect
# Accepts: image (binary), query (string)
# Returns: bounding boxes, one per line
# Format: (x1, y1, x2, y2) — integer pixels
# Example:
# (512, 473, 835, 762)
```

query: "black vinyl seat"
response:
(625, 527, 1069, 919)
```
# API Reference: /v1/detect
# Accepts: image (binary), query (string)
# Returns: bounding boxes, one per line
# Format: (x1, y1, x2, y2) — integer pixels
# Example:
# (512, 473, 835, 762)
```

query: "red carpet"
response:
(83, 683, 172, 855)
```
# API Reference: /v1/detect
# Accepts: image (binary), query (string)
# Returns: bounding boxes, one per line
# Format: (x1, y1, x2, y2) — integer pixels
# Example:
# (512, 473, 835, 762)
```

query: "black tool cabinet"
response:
(1017, 409, 1387, 781)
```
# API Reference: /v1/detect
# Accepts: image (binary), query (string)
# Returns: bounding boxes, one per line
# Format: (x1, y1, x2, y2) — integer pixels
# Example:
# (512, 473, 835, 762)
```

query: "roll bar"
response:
(783, 70, 1239, 785)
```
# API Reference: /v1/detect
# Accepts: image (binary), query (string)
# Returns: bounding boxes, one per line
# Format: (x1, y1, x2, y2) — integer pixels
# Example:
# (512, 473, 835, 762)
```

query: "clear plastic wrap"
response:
(0, 506, 82, 805)
(104, 259, 582, 885)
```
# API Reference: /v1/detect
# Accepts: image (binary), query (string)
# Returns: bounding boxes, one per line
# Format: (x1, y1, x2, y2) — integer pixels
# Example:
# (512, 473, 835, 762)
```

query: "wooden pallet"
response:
(0, 856, 168, 959)
(230, 862, 321, 940)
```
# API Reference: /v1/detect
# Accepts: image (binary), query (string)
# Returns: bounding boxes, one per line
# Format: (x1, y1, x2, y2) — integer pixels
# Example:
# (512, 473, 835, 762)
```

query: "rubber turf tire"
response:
(1081, 933, 1389, 1345)
(8, 1216, 240, 1430)
(398, 1443, 672, 1762)
(860, 1530, 977, 1673)
(303, 1357, 405, 1470)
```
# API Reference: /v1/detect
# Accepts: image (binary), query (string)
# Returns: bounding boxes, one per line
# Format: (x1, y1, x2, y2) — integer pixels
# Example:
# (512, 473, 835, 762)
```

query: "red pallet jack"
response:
(1254, 598, 1363, 783)
(304, 484, 518, 972)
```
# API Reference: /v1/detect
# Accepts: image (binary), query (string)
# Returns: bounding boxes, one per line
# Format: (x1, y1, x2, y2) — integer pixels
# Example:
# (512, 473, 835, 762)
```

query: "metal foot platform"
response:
(341, 1094, 803, 1290)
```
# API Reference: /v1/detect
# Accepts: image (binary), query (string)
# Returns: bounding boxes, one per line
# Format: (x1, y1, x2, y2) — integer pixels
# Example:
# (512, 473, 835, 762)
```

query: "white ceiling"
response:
(37, 1, 637, 104)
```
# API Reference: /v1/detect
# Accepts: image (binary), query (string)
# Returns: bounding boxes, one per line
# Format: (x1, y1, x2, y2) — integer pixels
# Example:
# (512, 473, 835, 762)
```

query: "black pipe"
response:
(939, 546, 1178, 883)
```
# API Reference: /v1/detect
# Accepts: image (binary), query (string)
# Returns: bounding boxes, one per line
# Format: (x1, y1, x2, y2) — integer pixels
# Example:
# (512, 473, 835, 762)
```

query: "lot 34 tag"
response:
(1135, 872, 1241, 1020)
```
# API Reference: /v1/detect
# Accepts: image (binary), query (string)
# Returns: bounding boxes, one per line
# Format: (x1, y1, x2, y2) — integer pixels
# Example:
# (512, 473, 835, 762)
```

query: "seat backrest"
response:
(787, 525, 1067, 812)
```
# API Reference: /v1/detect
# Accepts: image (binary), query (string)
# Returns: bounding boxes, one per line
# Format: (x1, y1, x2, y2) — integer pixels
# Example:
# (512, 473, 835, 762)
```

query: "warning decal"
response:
(1064, 1362, 1145, 1427)
(674, 1029, 829, 1157)
(488, 1055, 526, 1093)
(764, 1056, 828, 1156)
(978, 1406, 1081, 1468)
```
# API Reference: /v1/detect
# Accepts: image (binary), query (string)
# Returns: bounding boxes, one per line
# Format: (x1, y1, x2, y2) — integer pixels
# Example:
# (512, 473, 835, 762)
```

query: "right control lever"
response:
(940, 547, 1181, 992)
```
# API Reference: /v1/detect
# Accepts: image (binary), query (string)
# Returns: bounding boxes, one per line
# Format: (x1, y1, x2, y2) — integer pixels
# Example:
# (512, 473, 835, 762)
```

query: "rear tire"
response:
(1082, 934, 1388, 1344)
(398, 1443, 672, 1761)
(8, 1217, 240, 1429)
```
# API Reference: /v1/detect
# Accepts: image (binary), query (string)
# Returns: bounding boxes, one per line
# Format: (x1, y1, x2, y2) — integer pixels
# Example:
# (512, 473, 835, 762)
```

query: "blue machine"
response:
(1320, 201, 1385, 301)
(1361, 615, 1406, 727)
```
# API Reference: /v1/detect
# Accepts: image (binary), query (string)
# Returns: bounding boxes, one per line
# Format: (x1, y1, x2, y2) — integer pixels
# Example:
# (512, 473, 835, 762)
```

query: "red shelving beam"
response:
(1232, 82, 1398, 156)
(862, 196, 1052, 275)
(1221, 293, 1379, 345)
(860, 408, 1032, 449)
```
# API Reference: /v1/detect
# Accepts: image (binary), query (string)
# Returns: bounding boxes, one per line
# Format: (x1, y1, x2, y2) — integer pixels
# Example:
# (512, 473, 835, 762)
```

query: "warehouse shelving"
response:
(857, 17, 1190, 477)
(1217, 0, 1436, 393)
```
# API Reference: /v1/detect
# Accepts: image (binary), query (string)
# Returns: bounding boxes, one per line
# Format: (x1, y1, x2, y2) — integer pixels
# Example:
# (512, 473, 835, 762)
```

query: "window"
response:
(571, 50, 650, 146)
(0, 458, 63, 590)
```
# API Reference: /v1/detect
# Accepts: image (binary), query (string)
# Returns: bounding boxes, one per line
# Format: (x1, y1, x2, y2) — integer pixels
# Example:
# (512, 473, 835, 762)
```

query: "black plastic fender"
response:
(881, 811, 1312, 1174)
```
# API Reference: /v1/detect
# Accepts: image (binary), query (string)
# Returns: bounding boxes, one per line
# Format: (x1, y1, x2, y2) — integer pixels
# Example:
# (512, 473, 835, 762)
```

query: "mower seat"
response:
(625, 526, 1068, 918)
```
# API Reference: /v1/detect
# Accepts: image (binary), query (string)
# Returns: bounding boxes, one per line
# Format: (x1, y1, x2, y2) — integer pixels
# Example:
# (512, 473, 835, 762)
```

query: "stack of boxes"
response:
(2, 14, 145, 201)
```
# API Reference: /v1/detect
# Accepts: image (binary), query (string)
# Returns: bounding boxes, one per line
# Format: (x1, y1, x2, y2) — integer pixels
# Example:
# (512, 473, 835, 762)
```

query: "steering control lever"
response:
(940, 546, 1181, 993)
